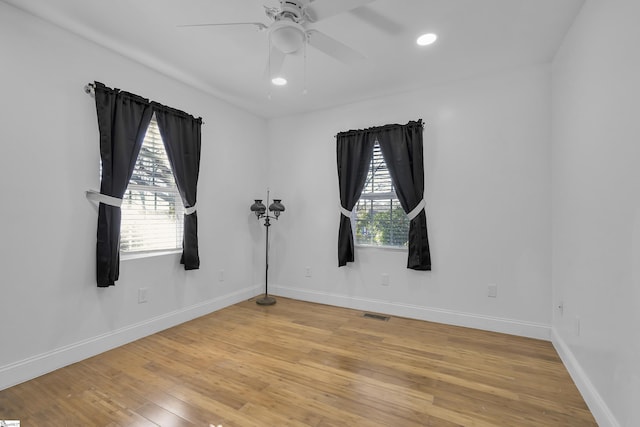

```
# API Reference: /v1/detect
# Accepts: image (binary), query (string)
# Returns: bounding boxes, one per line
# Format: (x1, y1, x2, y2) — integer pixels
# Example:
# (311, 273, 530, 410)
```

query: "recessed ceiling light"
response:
(271, 77, 287, 86)
(416, 33, 438, 46)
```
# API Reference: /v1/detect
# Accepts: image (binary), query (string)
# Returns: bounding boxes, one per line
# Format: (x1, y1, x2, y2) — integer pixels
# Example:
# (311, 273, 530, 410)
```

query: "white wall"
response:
(551, 0, 640, 426)
(0, 2, 268, 389)
(267, 64, 552, 339)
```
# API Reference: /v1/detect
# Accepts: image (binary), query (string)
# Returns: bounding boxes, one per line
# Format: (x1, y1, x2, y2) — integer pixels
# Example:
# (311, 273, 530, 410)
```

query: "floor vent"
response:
(363, 313, 390, 321)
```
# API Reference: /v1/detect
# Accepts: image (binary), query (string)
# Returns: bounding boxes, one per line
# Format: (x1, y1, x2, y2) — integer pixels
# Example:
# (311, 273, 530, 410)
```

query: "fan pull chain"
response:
(302, 33, 308, 95)
(267, 31, 272, 100)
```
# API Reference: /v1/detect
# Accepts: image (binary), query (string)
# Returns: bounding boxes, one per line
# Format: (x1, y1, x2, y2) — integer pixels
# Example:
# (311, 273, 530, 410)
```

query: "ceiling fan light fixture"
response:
(417, 33, 438, 46)
(271, 77, 288, 86)
(270, 21, 306, 54)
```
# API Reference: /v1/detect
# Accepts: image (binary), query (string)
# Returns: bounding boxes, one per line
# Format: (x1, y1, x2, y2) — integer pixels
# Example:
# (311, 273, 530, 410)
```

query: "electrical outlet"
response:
(219, 269, 224, 282)
(488, 284, 498, 298)
(381, 273, 389, 286)
(305, 267, 312, 278)
(138, 288, 149, 304)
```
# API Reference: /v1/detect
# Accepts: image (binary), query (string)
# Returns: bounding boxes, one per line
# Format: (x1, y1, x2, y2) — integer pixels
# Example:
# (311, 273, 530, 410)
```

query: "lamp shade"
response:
(250, 199, 267, 217)
(270, 21, 306, 54)
(269, 199, 285, 213)
(269, 199, 285, 218)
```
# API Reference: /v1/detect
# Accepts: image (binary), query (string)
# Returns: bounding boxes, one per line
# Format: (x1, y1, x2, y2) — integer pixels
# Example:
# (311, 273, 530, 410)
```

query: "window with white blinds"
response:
(119, 115, 184, 253)
(353, 141, 409, 248)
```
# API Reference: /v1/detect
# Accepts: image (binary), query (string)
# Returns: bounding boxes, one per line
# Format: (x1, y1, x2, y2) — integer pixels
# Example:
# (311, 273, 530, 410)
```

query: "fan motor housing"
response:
(278, 0, 309, 23)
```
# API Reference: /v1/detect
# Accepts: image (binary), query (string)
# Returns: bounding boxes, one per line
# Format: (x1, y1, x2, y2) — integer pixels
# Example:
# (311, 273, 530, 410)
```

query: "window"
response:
(119, 115, 184, 252)
(353, 141, 409, 248)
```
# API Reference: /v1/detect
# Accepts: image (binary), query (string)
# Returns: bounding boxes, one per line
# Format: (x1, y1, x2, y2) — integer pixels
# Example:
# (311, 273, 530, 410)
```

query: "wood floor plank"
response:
(0, 297, 596, 426)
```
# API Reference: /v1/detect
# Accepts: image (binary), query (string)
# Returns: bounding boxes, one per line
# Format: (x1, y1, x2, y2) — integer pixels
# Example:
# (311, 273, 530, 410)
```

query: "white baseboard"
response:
(551, 328, 619, 427)
(0, 285, 260, 391)
(270, 285, 550, 340)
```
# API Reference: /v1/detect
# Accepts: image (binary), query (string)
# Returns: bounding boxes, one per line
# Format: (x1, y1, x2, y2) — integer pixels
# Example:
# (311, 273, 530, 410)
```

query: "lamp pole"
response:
(262, 213, 272, 305)
(250, 190, 285, 306)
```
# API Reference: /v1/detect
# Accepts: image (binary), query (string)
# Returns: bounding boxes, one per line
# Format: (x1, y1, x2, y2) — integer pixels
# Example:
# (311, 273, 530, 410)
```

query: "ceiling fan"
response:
(179, 0, 378, 81)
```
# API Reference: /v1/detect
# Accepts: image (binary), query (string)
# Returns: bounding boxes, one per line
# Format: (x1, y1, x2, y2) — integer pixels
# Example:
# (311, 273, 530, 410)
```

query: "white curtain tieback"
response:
(407, 199, 425, 221)
(85, 190, 122, 208)
(340, 206, 352, 218)
(185, 204, 197, 215)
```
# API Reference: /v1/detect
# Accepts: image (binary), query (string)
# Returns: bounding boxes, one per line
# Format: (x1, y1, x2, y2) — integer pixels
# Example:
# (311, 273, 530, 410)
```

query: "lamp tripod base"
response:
(256, 295, 276, 306)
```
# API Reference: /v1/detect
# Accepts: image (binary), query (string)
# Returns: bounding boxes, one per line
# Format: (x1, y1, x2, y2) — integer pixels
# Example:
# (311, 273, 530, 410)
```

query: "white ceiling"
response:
(5, 0, 584, 118)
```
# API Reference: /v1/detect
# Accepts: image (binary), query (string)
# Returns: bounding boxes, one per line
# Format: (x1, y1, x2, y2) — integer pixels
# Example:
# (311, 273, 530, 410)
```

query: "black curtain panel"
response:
(336, 131, 375, 266)
(153, 103, 202, 270)
(94, 82, 153, 287)
(376, 120, 431, 270)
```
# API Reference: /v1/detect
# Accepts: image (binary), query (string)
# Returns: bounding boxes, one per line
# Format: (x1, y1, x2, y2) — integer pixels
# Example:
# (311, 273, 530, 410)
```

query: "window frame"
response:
(117, 115, 185, 255)
(352, 141, 409, 250)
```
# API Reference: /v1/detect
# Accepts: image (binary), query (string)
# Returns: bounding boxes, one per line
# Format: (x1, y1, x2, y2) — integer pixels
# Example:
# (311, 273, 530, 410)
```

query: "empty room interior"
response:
(0, 0, 638, 426)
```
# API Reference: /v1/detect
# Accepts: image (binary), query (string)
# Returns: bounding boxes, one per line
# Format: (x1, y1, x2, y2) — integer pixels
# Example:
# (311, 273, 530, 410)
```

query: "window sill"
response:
(355, 244, 407, 252)
(121, 249, 182, 261)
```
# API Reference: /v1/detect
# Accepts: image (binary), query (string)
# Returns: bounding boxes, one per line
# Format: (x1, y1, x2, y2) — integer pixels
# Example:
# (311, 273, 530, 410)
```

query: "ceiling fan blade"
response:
(306, 29, 365, 64)
(349, 7, 403, 35)
(303, 0, 376, 22)
(177, 22, 268, 31)
(263, 46, 287, 79)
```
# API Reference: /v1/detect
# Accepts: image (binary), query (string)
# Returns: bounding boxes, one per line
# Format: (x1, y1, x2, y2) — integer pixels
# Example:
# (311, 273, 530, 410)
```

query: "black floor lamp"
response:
(250, 191, 285, 306)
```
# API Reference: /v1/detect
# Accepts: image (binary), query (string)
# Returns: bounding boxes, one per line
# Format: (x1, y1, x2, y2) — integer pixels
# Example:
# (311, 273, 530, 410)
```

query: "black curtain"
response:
(336, 131, 375, 266)
(336, 120, 431, 270)
(377, 120, 431, 270)
(94, 82, 153, 287)
(154, 103, 202, 270)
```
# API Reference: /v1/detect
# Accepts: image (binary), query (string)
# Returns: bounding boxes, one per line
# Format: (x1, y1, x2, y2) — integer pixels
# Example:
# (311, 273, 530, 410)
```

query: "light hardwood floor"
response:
(0, 297, 596, 426)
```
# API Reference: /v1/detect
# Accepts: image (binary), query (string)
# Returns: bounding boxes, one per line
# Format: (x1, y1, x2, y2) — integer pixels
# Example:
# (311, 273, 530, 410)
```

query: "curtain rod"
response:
(334, 119, 424, 137)
(84, 83, 95, 96)
(83, 82, 204, 124)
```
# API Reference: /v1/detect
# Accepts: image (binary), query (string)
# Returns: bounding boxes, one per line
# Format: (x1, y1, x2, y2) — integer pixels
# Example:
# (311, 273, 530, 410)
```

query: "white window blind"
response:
(354, 141, 409, 247)
(119, 115, 184, 253)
